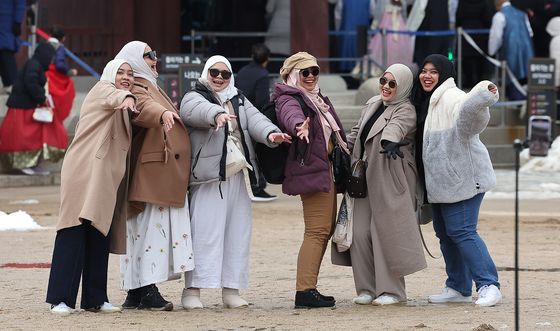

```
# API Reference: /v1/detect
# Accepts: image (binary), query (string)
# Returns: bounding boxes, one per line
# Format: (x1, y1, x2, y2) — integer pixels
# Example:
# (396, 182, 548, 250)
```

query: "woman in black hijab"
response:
(410, 54, 455, 205)
(409, 54, 503, 307)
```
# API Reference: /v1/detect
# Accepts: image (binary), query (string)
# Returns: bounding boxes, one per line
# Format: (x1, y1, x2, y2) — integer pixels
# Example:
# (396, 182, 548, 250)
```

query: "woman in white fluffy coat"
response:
(410, 54, 503, 308)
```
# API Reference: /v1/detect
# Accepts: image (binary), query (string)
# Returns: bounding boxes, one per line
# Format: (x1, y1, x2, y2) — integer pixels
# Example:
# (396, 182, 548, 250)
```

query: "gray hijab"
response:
(382, 63, 413, 106)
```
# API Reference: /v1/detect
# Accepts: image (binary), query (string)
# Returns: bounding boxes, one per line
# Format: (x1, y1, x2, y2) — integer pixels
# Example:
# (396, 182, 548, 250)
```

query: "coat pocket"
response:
(388, 159, 406, 195)
(141, 151, 166, 164)
(95, 133, 111, 159)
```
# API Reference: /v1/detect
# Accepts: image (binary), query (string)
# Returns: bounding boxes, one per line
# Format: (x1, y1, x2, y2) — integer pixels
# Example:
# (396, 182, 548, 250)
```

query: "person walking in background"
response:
(368, 0, 414, 74)
(180, 55, 290, 309)
(0, 0, 25, 94)
(272, 52, 348, 308)
(332, 63, 426, 306)
(0, 42, 69, 176)
(335, 0, 372, 72)
(115, 41, 194, 312)
(410, 54, 502, 307)
(265, 0, 290, 74)
(46, 25, 76, 139)
(46, 59, 137, 315)
(408, 0, 451, 67)
(455, 0, 495, 88)
(236, 43, 277, 202)
(488, 0, 534, 100)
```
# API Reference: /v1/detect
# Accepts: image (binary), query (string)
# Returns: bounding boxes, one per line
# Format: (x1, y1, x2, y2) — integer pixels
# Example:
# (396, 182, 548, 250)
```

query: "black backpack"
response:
(255, 94, 310, 184)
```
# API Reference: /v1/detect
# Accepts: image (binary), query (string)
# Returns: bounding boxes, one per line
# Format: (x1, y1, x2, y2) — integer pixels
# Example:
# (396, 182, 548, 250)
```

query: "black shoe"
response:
(317, 290, 335, 302)
(251, 189, 278, 202)
(137, 285, 173, 311)
(294, 289, 336, 309)
(122, 288, 142, 309)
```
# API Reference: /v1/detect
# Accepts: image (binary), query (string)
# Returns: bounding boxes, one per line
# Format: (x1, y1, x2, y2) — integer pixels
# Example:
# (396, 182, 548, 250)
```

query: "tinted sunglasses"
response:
(379, 77, 397, 89)
(143, 50, 157, 61)
(301, 67, 319, 77)
(208, 68, 232, 80)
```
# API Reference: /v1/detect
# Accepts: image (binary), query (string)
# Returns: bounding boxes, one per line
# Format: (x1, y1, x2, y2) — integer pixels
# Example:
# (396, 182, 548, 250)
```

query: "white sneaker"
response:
(20, 167, 36, 175)
(85, 302, 122, 313)
(352, 293, 373, 305)
(50, 302, 73, 315)
(372, 294, 400, 306)
(222, 288, 248, 308)
(428, 287, 472, 303)
(475, 285, 502, 307)
(181, 288, 203, 309)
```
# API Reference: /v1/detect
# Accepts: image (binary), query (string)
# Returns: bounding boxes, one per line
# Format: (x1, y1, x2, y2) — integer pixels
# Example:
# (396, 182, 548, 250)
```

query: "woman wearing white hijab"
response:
(115, 41, 194, 311)
(46, 59, 136, 315)
(332, 63, 426, 306)
(179, 55, 290, 309)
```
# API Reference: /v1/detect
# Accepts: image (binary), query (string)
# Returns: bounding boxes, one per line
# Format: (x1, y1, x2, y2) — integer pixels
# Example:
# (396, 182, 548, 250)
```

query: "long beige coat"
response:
(57, 80, 134, 254)
(332, 96, 427, 277)
(127, 78, 191, 214)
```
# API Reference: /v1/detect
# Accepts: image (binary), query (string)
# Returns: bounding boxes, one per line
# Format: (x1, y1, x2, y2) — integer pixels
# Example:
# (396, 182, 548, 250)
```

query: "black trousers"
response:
(0, 50, 17, 87)
(46, 222, 110, 309)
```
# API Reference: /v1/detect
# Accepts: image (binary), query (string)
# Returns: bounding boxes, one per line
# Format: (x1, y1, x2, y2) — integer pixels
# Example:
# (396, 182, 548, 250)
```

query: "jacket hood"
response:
(547, 17, 560, 37)
(33, 42, 56, 70)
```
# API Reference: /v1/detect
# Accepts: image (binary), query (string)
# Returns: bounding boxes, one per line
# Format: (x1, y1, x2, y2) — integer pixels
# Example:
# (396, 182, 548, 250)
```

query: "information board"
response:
(160, 54, 203, 73)
(179, 64, 204, 96)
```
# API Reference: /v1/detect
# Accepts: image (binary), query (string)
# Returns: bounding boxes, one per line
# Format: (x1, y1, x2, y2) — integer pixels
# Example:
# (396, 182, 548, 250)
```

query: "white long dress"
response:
(120, 194, 194, 290)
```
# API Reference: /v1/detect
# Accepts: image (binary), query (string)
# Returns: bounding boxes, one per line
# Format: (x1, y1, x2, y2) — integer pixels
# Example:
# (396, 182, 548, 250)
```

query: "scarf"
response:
(114, 40, 158, 87)
(199, 55, 238, 105)
(382, 63, 413, 107)
(100, 59, 128, 85)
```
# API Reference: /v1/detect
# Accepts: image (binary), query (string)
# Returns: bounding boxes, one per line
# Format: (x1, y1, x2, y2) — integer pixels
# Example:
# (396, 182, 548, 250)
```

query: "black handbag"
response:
(346, 159, 368, 198)
(331, 141, 351, 193)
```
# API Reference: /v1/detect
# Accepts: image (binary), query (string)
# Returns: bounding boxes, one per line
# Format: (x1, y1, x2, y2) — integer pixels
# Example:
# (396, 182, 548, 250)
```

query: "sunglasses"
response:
(209, 68, 232, 80)
(143, 50, 157, 61)
(300, 67, 319, 78)
(379, 77, 397, 89)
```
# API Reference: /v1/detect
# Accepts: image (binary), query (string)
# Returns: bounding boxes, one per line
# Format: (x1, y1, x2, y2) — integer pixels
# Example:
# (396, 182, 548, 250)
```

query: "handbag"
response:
(347, 159, 368, 198)
(32, 106, 54, 123)
(225, 134, 250, 178)
(32, 82, 55, 123)
(333, 193, 354, 252)
(331, 135, 351, 193)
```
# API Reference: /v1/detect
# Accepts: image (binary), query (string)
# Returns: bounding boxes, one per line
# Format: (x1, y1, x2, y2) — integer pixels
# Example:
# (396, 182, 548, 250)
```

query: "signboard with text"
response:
(160, 54, 203, 73)
(179, 64, 204, 96)
(527, 58, 557, 137)
(528, 58, 555, 89)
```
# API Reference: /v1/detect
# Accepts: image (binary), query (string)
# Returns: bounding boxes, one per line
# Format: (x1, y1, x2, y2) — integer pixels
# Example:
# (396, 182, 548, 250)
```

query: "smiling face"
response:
(379, 73, 397, 102)
(419, 62, 440, 93)
(207, 62, 231, 92)
(115, 63, 134, 90)
(298, 67, 319, 92)
(143, 45, 158, 76)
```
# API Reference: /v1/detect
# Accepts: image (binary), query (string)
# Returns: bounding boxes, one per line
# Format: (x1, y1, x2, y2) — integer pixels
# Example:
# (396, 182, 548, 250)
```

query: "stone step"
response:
(327, 91, 358, 109)
(480, 126, 526, 145)
(487, 145, 517, 168)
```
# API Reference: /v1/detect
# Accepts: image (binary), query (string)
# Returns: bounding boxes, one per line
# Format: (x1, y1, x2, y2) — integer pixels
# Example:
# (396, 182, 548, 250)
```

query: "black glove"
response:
(12, 22, 21, 37)
(380, 140, 410, 160)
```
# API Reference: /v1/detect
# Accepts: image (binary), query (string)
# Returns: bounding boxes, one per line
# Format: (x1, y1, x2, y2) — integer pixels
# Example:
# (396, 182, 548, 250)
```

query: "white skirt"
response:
(120, 196, 194, 290)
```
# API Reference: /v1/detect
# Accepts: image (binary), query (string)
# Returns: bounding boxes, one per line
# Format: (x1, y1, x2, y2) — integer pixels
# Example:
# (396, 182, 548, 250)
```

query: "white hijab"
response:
(114, 40, 157, 87)
(199, 55, 237, 104)
(100, 59, 128, 85)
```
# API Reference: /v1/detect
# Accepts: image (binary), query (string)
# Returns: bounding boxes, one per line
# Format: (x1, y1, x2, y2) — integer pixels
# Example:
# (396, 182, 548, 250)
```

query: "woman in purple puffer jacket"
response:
(271, 52, 349, 309)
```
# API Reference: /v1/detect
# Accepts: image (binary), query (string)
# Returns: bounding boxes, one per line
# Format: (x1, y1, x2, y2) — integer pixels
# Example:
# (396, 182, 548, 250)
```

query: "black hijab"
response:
(410, 54, 456, 199)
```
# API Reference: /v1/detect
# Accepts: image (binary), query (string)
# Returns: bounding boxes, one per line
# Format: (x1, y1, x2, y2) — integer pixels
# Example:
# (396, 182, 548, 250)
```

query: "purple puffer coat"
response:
(271, 83, 347, 195)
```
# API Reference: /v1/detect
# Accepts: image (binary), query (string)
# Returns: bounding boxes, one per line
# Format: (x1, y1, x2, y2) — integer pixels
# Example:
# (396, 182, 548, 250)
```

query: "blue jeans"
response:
(432, 193, 499, 296)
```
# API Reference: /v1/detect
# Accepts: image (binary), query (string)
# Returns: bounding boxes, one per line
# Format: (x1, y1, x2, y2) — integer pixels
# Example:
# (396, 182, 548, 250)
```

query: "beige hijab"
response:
(382, 63, 413, 106)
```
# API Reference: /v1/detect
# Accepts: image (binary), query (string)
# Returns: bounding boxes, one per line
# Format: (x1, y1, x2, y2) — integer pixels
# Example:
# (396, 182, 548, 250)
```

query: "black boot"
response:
(122, 288, 142, 309)
(138, 284, 173, 311)
(316, 289, 335, 302)
(294, 289, 336, 309)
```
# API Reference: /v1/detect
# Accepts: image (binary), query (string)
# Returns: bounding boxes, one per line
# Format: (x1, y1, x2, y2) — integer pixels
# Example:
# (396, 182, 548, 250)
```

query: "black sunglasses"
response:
(143, 50, 157, 61)
(300, 67, 319, 77)
(379, 77, 397, 89)
(300, 67, 319, 78)
(209, 68, 232, 80)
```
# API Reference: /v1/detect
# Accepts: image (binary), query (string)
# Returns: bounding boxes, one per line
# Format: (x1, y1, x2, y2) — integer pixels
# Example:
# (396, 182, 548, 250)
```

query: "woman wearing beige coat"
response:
(46, 59, 137, 315)
(115, 41, 193, 312)
(332, 63, 426, 305)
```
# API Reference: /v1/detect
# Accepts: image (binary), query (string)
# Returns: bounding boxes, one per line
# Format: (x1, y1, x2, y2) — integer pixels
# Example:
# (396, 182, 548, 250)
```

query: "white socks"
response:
(222, 288, 248, 308)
